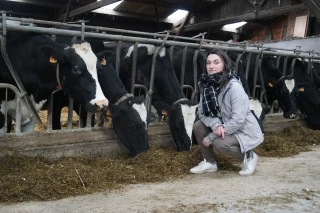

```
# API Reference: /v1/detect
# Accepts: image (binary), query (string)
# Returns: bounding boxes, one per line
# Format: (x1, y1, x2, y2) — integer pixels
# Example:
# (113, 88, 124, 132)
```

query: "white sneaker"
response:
(239, 151, 258, 176)
(190, 159, 218, 174)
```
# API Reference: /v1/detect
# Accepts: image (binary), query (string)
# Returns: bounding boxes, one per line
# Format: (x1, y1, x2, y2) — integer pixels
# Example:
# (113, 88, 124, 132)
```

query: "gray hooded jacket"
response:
(197, 78, 264, 153)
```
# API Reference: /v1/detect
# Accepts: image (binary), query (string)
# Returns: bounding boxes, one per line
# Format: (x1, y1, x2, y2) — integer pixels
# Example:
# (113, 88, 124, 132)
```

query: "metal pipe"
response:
(180, 47, 188, 89)
(15, 96, 21, 133)
(290, 57, 297, 76)
(86, 112, 92, 128)
(4, 89, 8, 134)
(2, 23, 320, 60)
(67, 97, 74, 130)
(276, 56, 281, 69)
(130, 42, 138, 94)
(0, 16, 256, 46)
(245, 53, 251, 81)
(191, 49, 199, 102)
(282, 56, 288, 76)
(252, 54, 260, 98)
(116, 41, 121, 77)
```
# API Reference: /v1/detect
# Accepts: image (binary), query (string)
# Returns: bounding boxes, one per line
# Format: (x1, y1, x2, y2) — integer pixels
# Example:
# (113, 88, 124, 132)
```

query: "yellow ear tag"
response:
(299, 87, 305, 92)
(268, 82, 273, 87)
(50, 56, 57, 63)
(162, 110, 168, 116)
(101, 57, 107, 66)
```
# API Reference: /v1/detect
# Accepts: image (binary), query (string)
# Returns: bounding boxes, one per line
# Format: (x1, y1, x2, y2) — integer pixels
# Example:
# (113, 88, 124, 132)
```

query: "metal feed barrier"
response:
(1, 10, 319, 136)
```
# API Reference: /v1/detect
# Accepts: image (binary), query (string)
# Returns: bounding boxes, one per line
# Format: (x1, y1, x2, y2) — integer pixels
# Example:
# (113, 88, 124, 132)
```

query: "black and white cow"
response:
(105, 43, 198, 152)
(241, 54, 299, 119)
(0, 32, 109, 133)
(44, 35, 149, 156)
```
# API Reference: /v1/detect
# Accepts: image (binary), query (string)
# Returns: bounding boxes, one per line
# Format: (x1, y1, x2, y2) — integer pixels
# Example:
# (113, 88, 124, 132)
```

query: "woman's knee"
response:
(193, 120, 209, 139)
(212, 139, 227, 153)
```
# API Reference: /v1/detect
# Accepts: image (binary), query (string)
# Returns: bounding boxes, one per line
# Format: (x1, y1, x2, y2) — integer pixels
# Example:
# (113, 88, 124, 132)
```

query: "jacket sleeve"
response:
(197, 94, 222, 130)
(222, 82, 249, 134)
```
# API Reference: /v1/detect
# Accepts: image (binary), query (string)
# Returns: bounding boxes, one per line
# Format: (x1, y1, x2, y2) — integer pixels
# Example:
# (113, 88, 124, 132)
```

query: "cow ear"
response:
(96, 50, 115, 65)
(38, 45, 64, 63)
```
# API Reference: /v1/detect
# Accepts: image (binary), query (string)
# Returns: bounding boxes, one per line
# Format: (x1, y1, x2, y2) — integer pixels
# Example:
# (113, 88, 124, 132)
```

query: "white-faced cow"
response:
(0, 32, 109, 133)
(105, 43, 198, 152)
(44, 38, 149, 156)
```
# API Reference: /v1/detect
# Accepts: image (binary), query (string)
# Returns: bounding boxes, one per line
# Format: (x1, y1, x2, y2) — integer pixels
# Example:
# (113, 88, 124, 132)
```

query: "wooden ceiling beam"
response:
(122, 0, 194, 11)
(183, 4, 307, 32)
(57, 0, 120, 21)
(3, 0, 61, 9)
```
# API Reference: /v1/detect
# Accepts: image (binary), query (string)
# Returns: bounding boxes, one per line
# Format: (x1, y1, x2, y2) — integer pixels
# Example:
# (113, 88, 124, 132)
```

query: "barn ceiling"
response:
(1, 0, 319, 39)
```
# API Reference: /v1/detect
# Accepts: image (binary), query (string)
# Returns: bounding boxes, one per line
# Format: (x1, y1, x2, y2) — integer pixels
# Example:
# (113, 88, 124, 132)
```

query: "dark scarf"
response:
(201, 70, 240, 117)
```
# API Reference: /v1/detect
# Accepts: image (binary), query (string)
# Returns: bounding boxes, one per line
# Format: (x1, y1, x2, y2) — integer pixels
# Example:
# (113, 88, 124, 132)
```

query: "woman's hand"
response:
(214, 125, 225, 139)
(202, 138, 211, 147)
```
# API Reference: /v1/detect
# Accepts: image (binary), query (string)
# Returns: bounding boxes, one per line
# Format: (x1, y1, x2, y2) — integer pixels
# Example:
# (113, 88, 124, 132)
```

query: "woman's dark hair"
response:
(205, 49, 235, 87)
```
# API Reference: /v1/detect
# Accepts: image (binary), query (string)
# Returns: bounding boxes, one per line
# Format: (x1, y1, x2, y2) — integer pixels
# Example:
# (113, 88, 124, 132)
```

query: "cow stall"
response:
(1, 12, 319, 159)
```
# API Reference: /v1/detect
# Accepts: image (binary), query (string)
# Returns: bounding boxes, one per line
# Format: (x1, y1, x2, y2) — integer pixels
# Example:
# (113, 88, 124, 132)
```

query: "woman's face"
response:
(206, 54, 224, 75)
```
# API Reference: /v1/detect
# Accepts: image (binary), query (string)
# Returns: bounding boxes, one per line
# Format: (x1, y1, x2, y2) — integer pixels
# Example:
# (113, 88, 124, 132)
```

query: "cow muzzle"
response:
(284, 112, 296, 119)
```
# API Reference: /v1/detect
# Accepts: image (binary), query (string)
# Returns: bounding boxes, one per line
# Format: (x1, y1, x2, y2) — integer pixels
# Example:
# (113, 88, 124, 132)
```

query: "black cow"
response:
(105, 43, 198, 152)
(241, 54, 299, 119)
(283, 58, 320, 129)
(0, 32, 108, 133)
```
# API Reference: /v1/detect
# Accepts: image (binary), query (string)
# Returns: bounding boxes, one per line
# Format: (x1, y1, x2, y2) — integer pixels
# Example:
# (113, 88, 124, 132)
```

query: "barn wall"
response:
(250, 9, 310, 42)
(191, 0, 293, 26)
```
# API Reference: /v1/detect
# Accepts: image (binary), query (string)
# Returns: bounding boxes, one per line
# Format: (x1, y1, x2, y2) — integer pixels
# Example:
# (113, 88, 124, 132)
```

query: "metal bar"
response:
(78, 105, 82, 128)
(115, 41, 122, 77)
(67, 98, 74, 130)
(47, 93, 54, 131)
(15, 96, 21, 133)
(290, 57, 297, 76)
(180, 47, 188, 89)
(86, 112, 92, 128)
(276, 56, 281, 69)
(252, 54, 260, 98)
(258, 56, 269, 107)
(169, 46, 174, 63)
(2, 23, 319, 60)
(245, 53, 251, 81)
(4, 15, 320, 54)
(282, 56, 288, 76)
(191, 50, 199, 102)
(81, 20, 85, 40)
(130, 42, 138, 94)
(4, 89, 8, 133)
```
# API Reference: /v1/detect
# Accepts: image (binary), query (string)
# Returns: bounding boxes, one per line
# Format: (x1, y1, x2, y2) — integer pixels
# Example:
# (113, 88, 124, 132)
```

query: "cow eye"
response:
(74, 66, 80, 72)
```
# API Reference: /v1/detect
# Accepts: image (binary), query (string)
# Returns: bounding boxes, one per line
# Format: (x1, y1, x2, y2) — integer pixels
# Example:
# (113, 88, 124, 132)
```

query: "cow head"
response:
(267, 75, 299, 119)
(39, 41, 108, 112)
(109, 96, 149, 156)
(154, 100, 197, 151)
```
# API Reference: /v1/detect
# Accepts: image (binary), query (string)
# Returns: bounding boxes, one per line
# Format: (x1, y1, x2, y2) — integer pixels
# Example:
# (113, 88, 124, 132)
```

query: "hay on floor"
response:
(1, 122, 320, 203)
